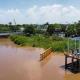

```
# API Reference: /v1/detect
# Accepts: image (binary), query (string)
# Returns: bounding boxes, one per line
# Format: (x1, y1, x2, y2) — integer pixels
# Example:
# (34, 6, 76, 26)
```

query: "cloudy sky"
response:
(0, 0, 80, 24)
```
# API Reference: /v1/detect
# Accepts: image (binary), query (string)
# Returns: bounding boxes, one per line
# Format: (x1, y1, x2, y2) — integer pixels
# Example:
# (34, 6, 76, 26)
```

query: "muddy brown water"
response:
(0, 38, 80, 80)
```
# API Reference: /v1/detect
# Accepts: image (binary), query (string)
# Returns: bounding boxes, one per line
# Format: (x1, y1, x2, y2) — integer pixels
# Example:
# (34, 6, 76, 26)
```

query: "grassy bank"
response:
(10, 35, 80, 52)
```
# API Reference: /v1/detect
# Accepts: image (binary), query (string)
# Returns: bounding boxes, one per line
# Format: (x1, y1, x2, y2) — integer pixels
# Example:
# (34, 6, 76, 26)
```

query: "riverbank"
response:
(10, 35, 80, 52)
(10, 35, 67, 52)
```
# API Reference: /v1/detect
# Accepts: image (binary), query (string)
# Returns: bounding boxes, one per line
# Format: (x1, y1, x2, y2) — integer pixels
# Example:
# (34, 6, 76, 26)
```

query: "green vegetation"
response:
(23, 25, 35, 36)
(10, 35, 80, 52)
(47, 23, 61, 36)
(1, 20, 80, 52)
(10, 35, 27, 46)
(0, 20, 80, 37)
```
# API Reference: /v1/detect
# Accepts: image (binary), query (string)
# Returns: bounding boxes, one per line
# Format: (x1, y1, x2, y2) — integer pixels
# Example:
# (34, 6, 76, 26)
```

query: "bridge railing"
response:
(0, 32, 23, 36)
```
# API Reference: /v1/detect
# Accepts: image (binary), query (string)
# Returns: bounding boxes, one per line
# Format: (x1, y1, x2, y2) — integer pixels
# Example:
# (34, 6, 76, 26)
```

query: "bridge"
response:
(0, 32, 23, 37)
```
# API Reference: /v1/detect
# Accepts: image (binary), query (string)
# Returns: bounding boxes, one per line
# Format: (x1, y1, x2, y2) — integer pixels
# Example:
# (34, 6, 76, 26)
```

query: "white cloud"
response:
(0, 9, 22, 24)
(26, 4, 80, 24)
(0, 4, 80, 24)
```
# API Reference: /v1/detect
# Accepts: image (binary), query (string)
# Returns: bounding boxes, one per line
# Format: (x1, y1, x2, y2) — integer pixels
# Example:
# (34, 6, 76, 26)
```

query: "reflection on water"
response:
(40, 53, 53, 66)
(0, 38, 80, 80)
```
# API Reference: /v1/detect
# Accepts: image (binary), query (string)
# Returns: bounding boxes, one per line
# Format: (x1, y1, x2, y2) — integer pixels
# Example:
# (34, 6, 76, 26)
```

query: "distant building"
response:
(58, 32, 65, 38)
(53, 28, 65, 37)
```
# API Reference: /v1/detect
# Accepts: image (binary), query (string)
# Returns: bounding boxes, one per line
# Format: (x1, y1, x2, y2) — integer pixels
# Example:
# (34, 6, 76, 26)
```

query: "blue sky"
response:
(0, 0, 80, 24)
(0, 0, 80, 9)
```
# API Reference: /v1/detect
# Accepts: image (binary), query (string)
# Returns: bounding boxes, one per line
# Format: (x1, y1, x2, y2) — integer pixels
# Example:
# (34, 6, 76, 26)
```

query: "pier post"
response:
(71, 57, 74, 70)
(65, 55, 67, 69)
(76, 59, 79, 68)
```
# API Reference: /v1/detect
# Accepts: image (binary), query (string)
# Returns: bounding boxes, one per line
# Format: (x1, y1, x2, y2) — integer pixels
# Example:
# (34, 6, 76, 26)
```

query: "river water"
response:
(0, 38, 80, 80)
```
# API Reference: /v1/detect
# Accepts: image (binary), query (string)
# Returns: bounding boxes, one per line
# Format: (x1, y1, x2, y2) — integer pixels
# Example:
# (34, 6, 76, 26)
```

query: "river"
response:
(0, 38, 80, 80)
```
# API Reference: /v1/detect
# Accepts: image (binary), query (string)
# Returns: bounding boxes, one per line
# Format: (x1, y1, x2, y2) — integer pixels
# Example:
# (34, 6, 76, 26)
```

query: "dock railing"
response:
(40, 47, 52, 61)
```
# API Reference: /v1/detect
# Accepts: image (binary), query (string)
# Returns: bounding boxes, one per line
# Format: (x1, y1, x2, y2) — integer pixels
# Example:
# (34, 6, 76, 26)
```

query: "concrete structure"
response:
(0, 32, 23, 37)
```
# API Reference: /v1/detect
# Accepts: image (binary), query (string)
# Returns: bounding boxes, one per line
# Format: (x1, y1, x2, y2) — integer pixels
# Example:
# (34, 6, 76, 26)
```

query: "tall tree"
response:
(23, 25, 35, 36)
(47, 24, 55, 35)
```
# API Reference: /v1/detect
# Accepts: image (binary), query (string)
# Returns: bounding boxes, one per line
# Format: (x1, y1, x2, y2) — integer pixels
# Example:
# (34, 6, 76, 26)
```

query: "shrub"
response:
(10, 35, 27, 46)
(52, 36, 64, 41)
(51, 41, 67, 52)
(10, 35, 80, 52)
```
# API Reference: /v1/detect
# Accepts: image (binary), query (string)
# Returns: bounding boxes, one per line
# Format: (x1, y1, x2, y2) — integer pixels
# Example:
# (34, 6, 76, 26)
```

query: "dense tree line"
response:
(0, 21, 80, 37)
(47, 21, 80, 37)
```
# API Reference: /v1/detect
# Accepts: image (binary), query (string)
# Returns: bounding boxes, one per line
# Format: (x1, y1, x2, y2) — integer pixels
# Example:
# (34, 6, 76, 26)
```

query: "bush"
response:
(10, 35, 27, 46)
(23, 26, 35, 36)
(52, 36, 64, 41)
(10, 35, 79, 52)
(51, 41, 67, 52)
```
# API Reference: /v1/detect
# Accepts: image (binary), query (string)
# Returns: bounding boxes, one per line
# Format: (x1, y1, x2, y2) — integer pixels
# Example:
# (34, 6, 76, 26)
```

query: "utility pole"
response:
(13, 19, 17, 32)
(66, 23, 69, 53)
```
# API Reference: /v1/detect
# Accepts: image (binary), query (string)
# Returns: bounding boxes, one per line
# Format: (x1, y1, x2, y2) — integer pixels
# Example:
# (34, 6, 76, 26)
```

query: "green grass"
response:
(10, 35, 80, 52)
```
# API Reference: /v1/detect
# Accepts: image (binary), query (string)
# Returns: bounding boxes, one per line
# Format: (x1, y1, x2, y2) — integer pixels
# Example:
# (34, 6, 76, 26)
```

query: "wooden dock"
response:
(64, 53, 80, 69)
